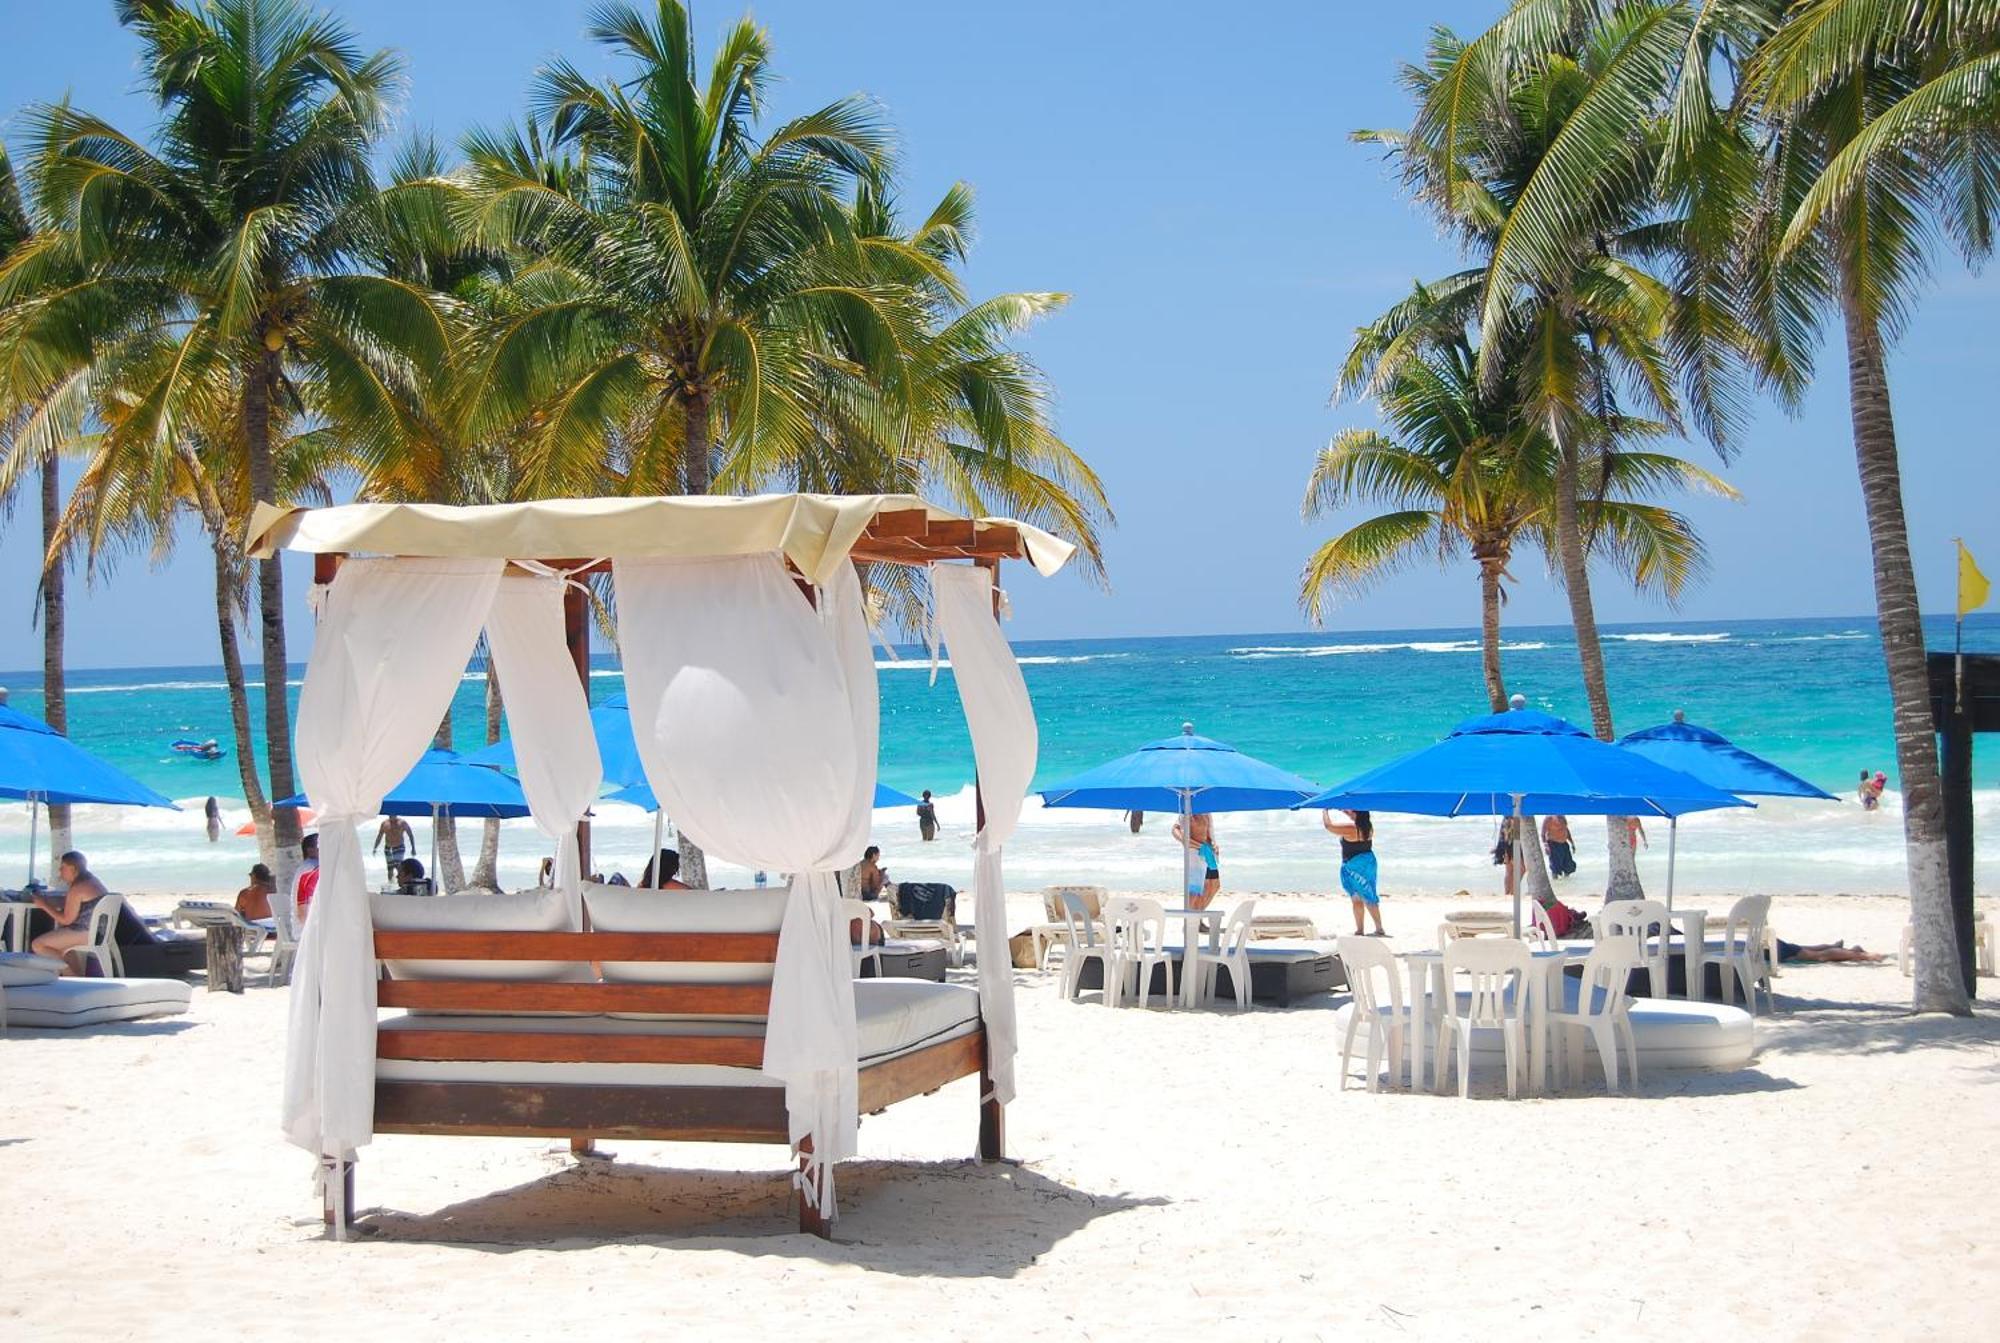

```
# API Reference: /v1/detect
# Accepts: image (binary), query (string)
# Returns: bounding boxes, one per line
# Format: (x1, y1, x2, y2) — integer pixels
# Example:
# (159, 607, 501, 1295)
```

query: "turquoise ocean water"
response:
(4, 612, 1995, 899)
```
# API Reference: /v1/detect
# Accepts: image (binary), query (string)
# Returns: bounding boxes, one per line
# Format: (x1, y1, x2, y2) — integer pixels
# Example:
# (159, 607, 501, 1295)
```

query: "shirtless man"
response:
(1172, 812, 1221, 909)
(372, 813, 415, 886)
(30, 851, 109, 975)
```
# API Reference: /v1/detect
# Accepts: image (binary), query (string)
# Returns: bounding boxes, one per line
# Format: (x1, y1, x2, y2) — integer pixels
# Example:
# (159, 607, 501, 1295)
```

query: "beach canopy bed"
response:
(245, 493, 1071, 1237)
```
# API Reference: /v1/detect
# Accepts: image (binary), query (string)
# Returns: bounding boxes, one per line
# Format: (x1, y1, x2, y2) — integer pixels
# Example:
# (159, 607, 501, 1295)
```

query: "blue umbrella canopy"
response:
(279, 748, 532, 819)
(1038, 723, 1321, 813)
(608, 779, 920, 811)
(1299, 707, 1751, 818)
(464, 695, 646, 789)
(1617, 713, 1837, 800)
(0, 704, 178, 809)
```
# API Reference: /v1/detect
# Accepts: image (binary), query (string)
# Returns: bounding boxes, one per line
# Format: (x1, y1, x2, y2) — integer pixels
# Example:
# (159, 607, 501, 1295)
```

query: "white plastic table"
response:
(1667, 908, 1708, 1000)
(1164, 906, 1227, 1008)
(1398, 946, 1587, 1094)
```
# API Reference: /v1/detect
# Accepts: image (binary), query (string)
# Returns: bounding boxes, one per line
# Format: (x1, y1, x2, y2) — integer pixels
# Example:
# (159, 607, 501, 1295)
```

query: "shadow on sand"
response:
(1755, 995, 2000, 1058)
(355, 1158, 1165, 1273)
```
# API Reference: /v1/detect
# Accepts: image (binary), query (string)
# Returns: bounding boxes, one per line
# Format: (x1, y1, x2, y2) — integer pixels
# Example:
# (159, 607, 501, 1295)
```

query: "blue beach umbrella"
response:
(1299, 704, 1749, 929)
(0, 703, 179, 885)
(278, 748, 531, 886)
(1038, 722, 1321, 894)
(465, 695, 646, 789)
(1619, 709, 1837, 905)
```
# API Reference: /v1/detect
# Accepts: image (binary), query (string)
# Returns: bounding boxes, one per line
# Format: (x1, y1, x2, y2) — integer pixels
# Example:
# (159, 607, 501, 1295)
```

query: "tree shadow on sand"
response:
(1753, 996, 2000, 1058)
(355, 1158, 1164, 1274)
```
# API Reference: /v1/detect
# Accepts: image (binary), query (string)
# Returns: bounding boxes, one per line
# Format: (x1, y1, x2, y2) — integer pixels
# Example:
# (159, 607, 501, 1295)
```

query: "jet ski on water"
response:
(172, 737, 225, 761)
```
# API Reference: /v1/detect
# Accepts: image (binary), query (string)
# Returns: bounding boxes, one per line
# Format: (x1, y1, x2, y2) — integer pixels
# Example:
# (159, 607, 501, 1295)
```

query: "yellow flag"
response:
(1961, 540, 1991, 618)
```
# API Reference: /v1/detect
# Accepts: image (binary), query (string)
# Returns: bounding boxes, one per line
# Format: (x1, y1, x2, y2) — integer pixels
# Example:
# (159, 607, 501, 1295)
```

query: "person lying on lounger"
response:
(1776, 939, 1888, 964)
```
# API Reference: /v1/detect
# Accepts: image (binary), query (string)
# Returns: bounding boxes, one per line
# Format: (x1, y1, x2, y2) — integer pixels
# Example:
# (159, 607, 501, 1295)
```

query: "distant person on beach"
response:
(204, 796, 222, 843)
(1173, 812, 1221, 909)
(1778, 938, 1888, 964)
(30, 851, 108, 973)
(372, 813, 415, 885)
(235, 864, 274, 921)
(1542, 814, 1577, 879)
(1324, 810, 1383, 935)
(1127, 810, 1144, 834)
(639, 849, 690, 890)
(916, 790, 938, 842)
(291, 833, 320, 925)
(1858, 770, 1887, 811)
(856, 846, 889, 900)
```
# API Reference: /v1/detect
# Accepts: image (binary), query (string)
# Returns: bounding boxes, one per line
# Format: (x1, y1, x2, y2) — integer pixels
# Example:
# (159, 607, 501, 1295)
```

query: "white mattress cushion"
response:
(4, 977, 191, 1028)
(585, 885, 787, 987)
(373, 978, 980, 1087)
(0, 952, 63, 987)
(373, 889, 586, 983)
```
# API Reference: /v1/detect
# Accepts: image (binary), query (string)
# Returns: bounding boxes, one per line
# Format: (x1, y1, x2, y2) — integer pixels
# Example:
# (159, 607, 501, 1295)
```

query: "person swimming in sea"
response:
(1172, 812, 1221, 909)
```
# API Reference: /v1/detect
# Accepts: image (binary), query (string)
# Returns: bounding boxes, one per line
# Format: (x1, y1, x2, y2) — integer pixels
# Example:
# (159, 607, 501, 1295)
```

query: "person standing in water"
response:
(204, 796, 222, 843)
(916, 790, 938, 842)
(1171, 812, 1221, 908)
(1324, 810, 1383, 935)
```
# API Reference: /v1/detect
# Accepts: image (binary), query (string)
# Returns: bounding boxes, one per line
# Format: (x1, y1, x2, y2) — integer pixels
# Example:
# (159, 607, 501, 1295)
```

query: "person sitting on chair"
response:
(395, 857, 435, 896)
(235, 864, 275, 921)
(30, 851, 108, 975)
(856, 846, 889, 900)
(639, 849, 690, 890)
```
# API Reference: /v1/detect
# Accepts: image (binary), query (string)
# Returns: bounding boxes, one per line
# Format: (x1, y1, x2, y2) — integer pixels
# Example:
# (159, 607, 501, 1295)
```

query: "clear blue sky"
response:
(1, 0, 1995, 670)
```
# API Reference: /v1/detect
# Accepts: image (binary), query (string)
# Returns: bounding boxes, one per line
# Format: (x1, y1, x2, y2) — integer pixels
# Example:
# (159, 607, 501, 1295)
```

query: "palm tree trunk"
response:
(39, 453, 71, 860)
(244, 349, 301, 892)
(1840, 280, 1965, 1014)
(1552, 422, 1641, 900)
(1479, 555, 1553, 903)
(675, 390, 712, 888)
(471, 665, 503, 890)
(213, 537, 273, 866)
(432, 711, 465, 892)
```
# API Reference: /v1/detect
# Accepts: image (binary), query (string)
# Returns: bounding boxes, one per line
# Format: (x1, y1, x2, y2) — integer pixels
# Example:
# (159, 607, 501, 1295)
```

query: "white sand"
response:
(4, 889, 1997, 1341)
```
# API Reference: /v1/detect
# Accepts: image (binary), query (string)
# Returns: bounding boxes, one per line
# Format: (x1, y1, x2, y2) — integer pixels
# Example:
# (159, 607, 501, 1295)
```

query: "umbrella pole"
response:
(27, 795, 40, 888)
(1510, 794, 1523, 938)
(1181, 789, 1193, 904)
(1665, 815, 1678, 910)
(430, 805, 440, 890)
(651, 808, 664, 889)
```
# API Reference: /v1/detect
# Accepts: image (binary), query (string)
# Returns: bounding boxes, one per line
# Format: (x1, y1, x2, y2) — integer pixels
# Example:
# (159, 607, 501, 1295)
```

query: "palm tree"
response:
(0, 144, 93, 863)
(17, 0, 450, 890)
(1737, 0, 1995, 1014)
(1366, 8, 1756, 897)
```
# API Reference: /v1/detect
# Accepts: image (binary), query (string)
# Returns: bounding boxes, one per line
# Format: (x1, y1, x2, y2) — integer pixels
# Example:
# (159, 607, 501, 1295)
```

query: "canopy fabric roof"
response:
(1299, 707, 1752, 818)
(246, 493, 1076, 584)
(1617, 717, 1837, 800)
(1038, 725, 1321, 814)
(0, 703, 179, 809)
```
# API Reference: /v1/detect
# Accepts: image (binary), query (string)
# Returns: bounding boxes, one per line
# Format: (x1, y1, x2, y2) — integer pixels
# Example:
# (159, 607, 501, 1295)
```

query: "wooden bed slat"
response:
(372, 930, 780, 962)
(374, 1080, 791, 1142)
(377, 980, 772, 1015)
(378, 1030, 767, 1067)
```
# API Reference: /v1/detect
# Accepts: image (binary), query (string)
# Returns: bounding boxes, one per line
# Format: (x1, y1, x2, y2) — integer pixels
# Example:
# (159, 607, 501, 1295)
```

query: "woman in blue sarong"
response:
(1323, 810, 1382, 935)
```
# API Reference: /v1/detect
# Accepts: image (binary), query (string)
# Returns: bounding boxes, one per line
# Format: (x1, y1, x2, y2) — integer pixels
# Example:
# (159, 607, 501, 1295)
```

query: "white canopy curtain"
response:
(482, 575, 603, 924)
(931, 564, 1034, 1105)
(612, 554, 878, 1217)
(281, 557, 504, 1236)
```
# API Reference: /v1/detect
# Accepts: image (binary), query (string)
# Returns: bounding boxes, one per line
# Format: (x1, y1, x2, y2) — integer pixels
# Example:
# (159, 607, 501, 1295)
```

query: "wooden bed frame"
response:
(354, 926, 1002, 1237)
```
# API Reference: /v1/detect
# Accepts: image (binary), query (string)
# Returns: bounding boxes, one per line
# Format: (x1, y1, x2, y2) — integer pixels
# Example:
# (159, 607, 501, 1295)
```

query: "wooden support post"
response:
(796, 1137, 830, 1238)
(979, 1036, 1006, 1162)
(204, 926, 244, 994)
(1942, 705, 1978, 998)
(561, 580, 603, 1158)
(321, 1155, 355, 1231)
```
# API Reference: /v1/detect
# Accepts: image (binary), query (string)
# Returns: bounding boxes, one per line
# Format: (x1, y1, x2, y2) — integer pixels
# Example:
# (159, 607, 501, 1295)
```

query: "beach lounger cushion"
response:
(373, 889, 588, 985)
(584, 885, 788, 992)
(0, 952, 63, 987)
(375, 977, 979, 1087)
(2, 976, 192, 1028)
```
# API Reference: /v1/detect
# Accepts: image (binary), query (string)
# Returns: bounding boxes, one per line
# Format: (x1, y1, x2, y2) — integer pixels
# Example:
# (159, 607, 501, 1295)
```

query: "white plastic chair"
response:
(1102, 896, 1173, 1008)
(1057, 890, 1113, 1002)
(1336, 935, 1410, 1092)
(1900, 907, 1996, 978)
(1525, 901, 1559, 948)
(1435, 937, 1531, 1099)
(1188, 899, 1257, 1010)
(59, 893, 125, 978)
(841, 898, 884, 978)
(1546, 938, 1641, 1093)
(1597, 899, 1672, 997)
(265, 888, 301, 986)
(1711, 894, 1774, 1014)
(884, 886, 961, 966)
(1038, 885, 1105, 972)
